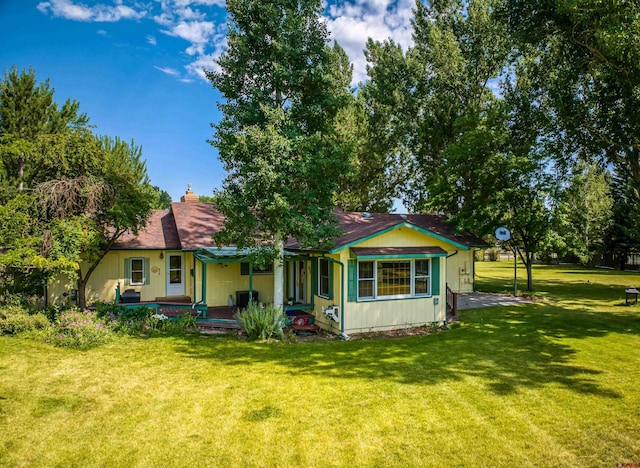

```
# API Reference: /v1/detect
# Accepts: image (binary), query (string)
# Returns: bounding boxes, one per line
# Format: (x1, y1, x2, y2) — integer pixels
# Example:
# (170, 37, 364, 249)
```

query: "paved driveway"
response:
(457, 291, 532, 310)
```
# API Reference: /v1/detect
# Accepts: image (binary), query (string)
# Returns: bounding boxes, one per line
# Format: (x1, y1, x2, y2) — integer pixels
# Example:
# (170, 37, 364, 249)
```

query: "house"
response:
(48, 188, 486, 335)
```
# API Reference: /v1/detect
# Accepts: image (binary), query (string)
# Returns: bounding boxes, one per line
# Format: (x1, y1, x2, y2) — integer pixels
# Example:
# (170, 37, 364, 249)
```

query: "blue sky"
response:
(0, 0, 414, 203)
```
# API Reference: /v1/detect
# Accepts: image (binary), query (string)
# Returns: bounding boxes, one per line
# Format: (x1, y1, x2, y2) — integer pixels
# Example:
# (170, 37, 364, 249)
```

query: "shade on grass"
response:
(1, 263, 639, 466)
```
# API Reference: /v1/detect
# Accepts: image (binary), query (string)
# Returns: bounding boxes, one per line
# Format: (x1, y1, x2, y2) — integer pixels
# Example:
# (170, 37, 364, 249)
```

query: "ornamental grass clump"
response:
(237, 302, 286, 341)
(46, 309, 113, 350)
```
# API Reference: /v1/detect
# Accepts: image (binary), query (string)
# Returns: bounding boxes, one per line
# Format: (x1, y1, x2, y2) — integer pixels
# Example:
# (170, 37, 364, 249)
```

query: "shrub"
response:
(237, 302, 286, 341)
(0, 307, 50, 335)
(46, 309, 113, 350)
(486, 247, 501, 262)
(179, 311, 198, 330)
(94, 303, 149, 335)
(0, 305, 50, 335)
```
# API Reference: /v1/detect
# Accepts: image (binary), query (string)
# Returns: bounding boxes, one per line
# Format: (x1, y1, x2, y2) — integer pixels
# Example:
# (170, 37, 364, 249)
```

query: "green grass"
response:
(1, 262, 640, 466)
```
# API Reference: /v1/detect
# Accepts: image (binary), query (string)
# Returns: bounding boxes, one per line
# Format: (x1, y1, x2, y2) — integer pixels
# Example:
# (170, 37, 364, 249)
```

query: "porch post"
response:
(249, 263, 253, 303)
(201, 261, 207, 305)
(193, 256, 197, 302)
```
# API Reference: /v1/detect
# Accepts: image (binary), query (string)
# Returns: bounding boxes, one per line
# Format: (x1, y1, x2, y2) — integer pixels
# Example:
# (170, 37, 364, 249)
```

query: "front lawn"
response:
(1, 263, 639, 466)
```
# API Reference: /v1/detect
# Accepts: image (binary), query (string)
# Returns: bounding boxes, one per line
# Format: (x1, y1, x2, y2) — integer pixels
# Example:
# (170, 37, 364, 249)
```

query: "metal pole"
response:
(513, 244, 517, 297)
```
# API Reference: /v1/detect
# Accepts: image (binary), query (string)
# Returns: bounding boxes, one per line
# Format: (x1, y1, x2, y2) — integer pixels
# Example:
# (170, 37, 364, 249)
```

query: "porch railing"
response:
(446, 284, 458, 318)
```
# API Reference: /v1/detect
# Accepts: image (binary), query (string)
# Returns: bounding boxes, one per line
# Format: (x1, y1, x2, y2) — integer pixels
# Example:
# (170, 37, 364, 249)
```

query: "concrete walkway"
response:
(457, 291, 532, 310)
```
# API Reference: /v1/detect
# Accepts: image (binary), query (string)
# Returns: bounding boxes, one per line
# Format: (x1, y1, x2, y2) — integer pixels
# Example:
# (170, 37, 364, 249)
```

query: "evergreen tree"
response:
(0, 66, 88, 191)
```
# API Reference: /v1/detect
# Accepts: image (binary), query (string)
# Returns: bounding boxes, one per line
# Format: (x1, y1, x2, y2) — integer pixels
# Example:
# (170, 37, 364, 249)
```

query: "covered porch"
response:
(191, 247, 315, 312)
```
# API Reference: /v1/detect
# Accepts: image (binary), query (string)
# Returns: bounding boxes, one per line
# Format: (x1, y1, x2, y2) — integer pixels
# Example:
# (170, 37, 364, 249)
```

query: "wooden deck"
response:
(118, 302, 319, 332)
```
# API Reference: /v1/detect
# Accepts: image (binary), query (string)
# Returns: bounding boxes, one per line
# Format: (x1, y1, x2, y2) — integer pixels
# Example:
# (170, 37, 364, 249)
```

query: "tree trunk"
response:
(273, 231, 284, 310)
(517, 248, 535, 292)
(525, 259, 533, 291)
(18, 152, 25, 191)
(77, 273, 87, 309)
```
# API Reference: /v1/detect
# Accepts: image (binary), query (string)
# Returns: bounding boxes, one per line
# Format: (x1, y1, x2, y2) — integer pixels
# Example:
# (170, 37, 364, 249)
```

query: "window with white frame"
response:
(130, 258, 144, 285)
(318, 258, 330, 298)
(357, 259, 431, 300)
(414, 259, 431, 296)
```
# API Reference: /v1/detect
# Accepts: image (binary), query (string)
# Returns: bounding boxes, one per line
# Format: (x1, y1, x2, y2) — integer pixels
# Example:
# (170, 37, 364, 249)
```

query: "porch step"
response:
(290, 323, 320, 333)
(155, 295, 191, 303)
(197, 318, 241, 329)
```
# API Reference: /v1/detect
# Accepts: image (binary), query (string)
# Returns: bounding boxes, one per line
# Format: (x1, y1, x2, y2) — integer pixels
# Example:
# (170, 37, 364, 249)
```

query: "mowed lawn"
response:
(1, 263, 640, 467)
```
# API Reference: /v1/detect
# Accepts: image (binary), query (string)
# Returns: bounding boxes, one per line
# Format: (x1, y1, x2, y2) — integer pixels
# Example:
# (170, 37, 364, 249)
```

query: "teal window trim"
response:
(347, 259, 357, 302)
(329, 222, 470, 253)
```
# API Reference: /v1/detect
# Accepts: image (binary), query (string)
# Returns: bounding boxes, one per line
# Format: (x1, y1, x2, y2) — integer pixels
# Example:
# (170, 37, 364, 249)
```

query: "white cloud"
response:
(37, 0, 92, 21)
(162, 20, 214, 45)
(325, 0, 415, 84)
(161, 20, 216, 56)
(37, 0, 417, 86)
(153, 12, 174, 26)
(97, 29, 108, 35)
(184, 51, 219, 81)
(154, 65, 180, 76)
(175, 6, 205, 21)
(172, 0, 224, 6)
(37, 0, 146, 22)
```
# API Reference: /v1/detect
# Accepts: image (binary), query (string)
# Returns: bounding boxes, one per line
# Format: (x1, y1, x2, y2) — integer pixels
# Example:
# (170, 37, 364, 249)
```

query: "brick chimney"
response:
(180, 184, 200, 203)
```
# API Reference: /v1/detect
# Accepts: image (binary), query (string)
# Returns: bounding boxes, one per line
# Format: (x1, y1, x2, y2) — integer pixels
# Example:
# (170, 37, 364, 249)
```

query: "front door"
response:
(287, 260, 306, 304)
(166, 254, 185, 296)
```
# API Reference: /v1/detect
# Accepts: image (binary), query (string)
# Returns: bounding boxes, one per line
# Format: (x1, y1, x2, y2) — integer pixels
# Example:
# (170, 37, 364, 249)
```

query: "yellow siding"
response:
(445, 250, 475, 293)
(356, 225, 454, 250)
(308, 225, 464, 334)
(312, 255, 343, 334)
(48, 221, 475, 336)
(333, 250, 446, 334)
(48, 249, 192, 305)
(350, 224, 474, 293)
(203, 262, 275, 306)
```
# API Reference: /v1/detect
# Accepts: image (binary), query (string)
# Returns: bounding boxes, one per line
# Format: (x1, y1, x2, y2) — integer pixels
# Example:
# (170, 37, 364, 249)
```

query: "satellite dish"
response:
(495, 226, 511, 241)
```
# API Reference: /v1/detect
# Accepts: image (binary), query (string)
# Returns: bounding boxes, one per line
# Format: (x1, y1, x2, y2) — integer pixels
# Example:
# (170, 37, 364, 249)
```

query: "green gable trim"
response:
(329, 221, 470, 253)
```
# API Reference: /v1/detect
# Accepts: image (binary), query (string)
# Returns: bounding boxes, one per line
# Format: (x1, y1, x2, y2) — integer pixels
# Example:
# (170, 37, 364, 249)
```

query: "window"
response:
(377, 261, 411, 297)
(357, 261, 375, 299)
(357, 259, 432, 300)
(319, 258, 330, 298)
(240, 262, 274, 275)
(169, 255, 182, 284)
(414, 259, 430, 296)
(130, 258, 144, 285)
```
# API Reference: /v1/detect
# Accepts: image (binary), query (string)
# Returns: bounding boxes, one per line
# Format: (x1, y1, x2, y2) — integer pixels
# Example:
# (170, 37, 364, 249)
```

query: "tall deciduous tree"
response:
(605, 170, 640, 269)
(151, 186, 172, 209)
(550, 162, 613, 264)
(402, 0, 511, 212)
(0, 68, 155, 307)
(363, 0, 555, 289)
(32, 133, 155, 308)
(207, 0, 349, 309)
(503, 0, 640, 198)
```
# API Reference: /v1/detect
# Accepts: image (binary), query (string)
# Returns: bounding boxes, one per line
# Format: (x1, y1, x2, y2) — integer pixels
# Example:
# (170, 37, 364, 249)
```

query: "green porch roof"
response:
(194, 247, 300, 264)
